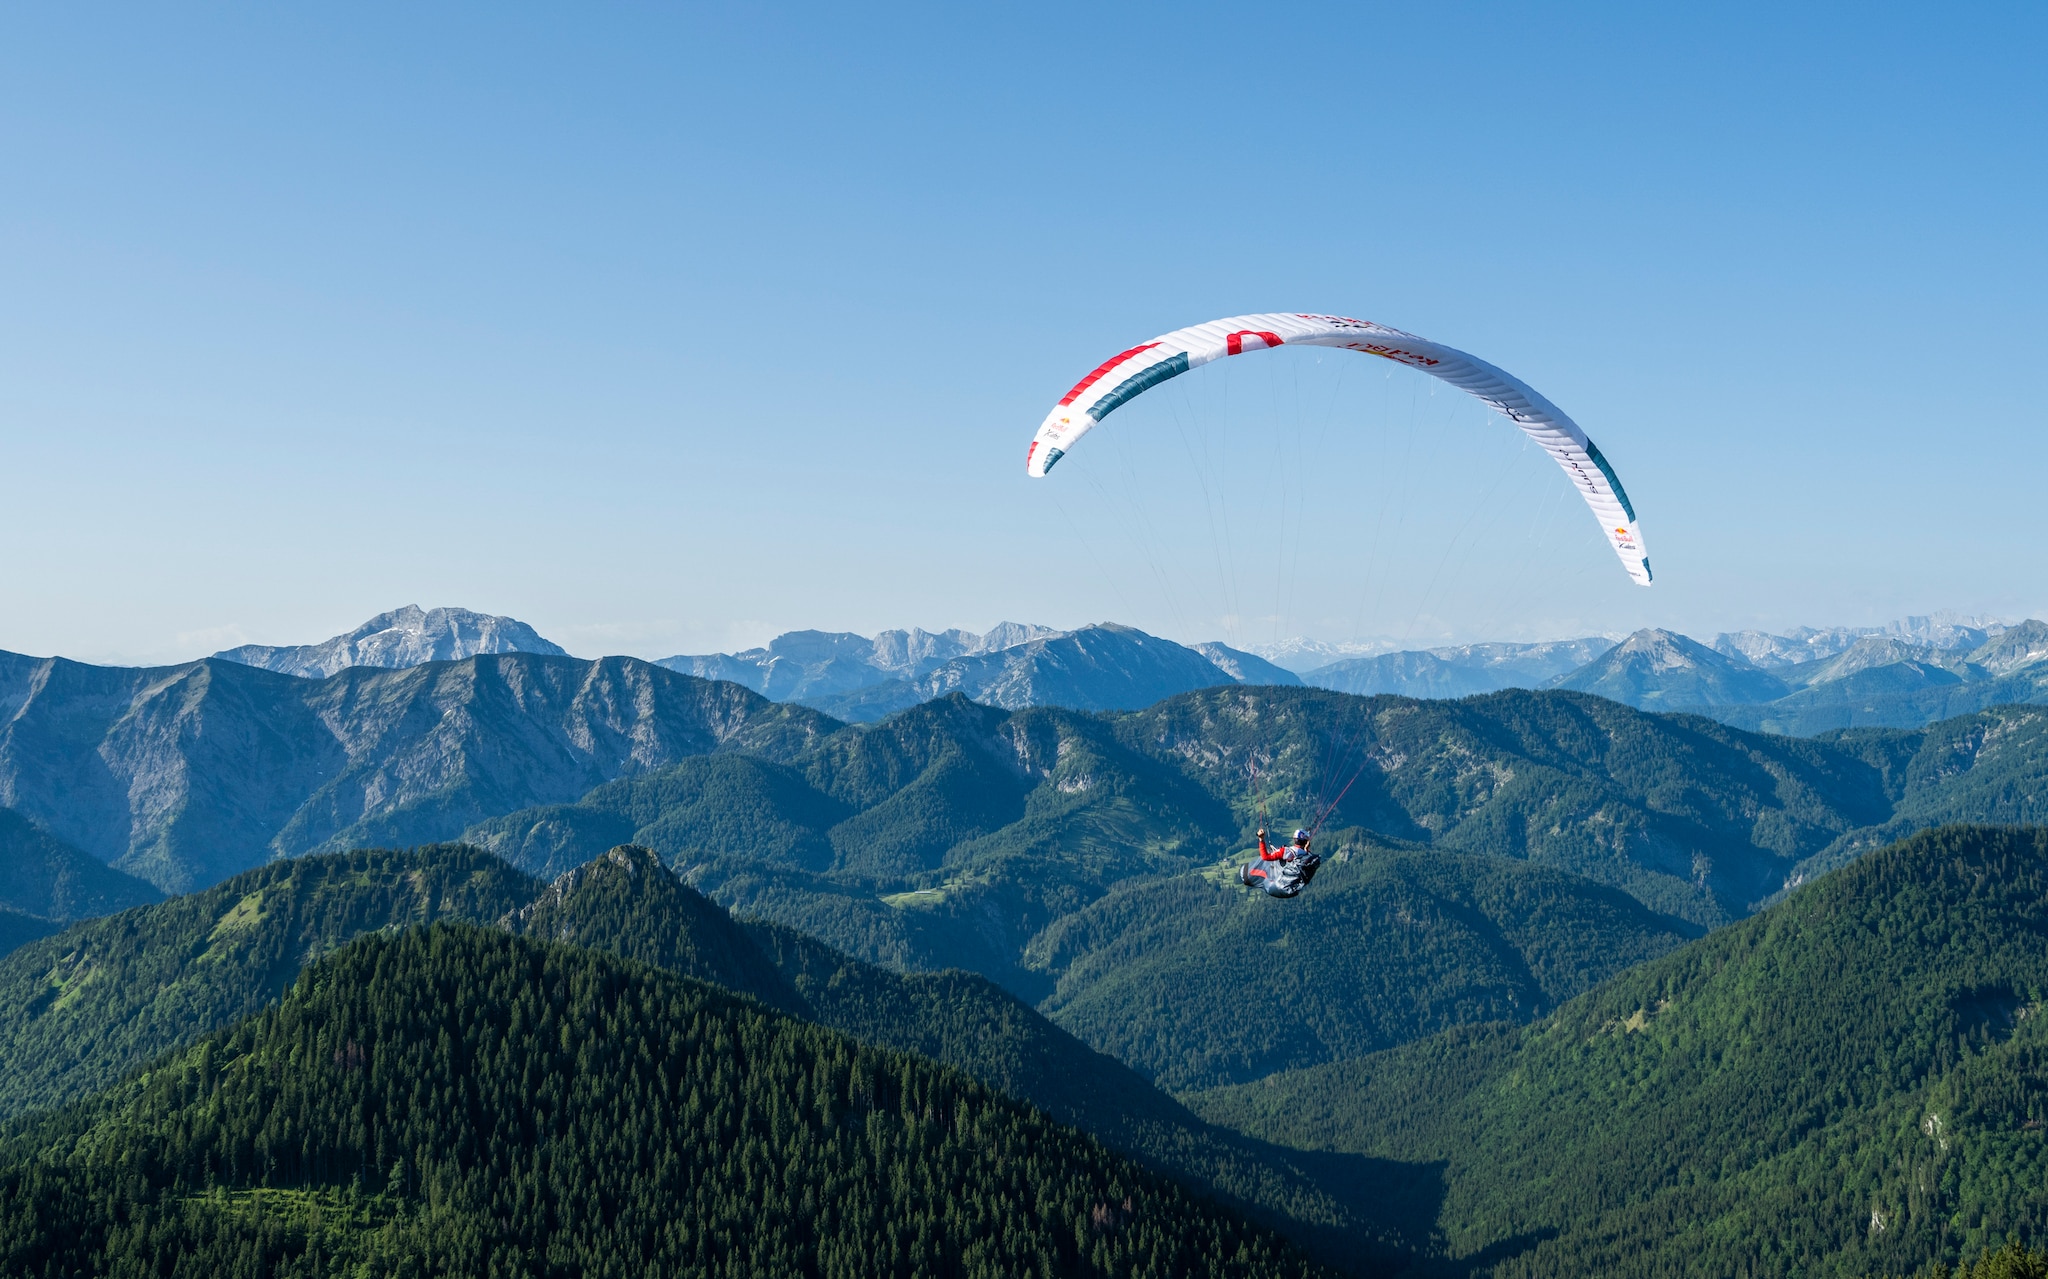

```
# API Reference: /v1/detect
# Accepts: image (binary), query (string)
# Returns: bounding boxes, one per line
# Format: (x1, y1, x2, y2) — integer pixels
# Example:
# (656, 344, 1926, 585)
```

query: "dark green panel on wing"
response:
(1584, 440, 1637, 523)
(1086, 353, 1191, 421)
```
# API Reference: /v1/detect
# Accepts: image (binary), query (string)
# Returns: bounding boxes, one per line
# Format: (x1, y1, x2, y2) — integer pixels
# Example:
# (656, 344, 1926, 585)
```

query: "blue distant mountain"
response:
(1299, 638, 1614, 698)
(661, 623, 1296, 723)
(1562, 618, 2048, 734)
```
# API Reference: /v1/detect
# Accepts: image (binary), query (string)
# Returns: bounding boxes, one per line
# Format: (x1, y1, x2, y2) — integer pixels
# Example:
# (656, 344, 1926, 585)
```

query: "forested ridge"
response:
(0, 842, 1420, 1265)
(470, 688, 2048, 1006)
(0, 846, 539, 1120)
(1191, 824, 2048, 1277)
(0, 925, 1331, 1278)
(1031, 843, 1696, 1090)
(504, 844, 1430, 1265)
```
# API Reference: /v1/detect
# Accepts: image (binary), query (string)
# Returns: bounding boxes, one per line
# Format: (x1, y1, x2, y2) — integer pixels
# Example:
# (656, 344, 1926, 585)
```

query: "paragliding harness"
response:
(1239, 829, 1321, 898)
(1237, 759, 1330, 900)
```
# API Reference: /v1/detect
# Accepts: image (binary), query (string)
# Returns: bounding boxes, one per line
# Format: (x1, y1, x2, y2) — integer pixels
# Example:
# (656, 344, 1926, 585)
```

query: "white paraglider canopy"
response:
(1025, 312, 1651, 586)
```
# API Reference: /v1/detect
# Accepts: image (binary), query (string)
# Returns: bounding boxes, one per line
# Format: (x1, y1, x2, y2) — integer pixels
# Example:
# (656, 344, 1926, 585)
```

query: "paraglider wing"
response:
(1024, 313, 1651, 586)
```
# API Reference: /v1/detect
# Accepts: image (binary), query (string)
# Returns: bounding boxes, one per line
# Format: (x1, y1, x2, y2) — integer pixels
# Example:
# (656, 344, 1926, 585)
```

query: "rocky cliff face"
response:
(213, 605, 568, 678)
(0, 651, 832, 894)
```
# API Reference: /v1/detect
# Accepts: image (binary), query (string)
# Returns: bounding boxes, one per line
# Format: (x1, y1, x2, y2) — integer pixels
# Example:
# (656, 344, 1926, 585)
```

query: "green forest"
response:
(466, 689, 2048, 993)
(0, 924, 1329, 1277)
(1191, 824, 2048, 1277)
(0, 846, 540, 1120)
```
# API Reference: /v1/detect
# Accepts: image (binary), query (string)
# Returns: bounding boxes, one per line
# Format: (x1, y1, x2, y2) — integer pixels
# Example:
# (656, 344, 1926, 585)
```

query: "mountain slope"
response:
(502, 844, 805, 1012)
(1117, 685, 1896, 926)
(0, 924, 1329, 1278)
(1190, 643, 1304, 686)
(0, 837, 1419, 1266)
(1774, 704, 2048, 888)
(0, 909, 57, 960)
(0, 806, 162, 920)
(1030, 844, 1698, 1090)
(214, 604, 568, 677)
(1189, 824, 2048, 1278)
(0, 846, 539, 1120)
(0, 650, 833, 892)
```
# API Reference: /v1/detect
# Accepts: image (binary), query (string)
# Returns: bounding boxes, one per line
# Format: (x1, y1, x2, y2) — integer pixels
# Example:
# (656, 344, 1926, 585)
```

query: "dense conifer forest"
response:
(0, 847, 539, 1120)
(0, 925, 1331, 1278)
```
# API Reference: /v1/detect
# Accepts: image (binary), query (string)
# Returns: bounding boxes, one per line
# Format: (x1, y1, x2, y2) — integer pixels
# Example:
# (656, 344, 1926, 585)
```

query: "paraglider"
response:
(1024, 312, 1652, 586)
(1238, 828, 1321, 899)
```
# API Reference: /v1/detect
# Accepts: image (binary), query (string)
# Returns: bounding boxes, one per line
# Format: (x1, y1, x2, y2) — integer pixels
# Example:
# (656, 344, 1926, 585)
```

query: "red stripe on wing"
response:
(1058, 341, 1162, 408)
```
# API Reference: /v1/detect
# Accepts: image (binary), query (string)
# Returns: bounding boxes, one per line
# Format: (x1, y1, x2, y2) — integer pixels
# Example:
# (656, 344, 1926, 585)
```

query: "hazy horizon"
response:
(8, 601, 2035, 672)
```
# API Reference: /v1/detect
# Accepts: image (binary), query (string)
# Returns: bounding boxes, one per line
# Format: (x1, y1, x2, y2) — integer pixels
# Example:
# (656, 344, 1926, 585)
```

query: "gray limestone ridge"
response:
(0, 647, 831, 895)
(213, 605, 567, 678)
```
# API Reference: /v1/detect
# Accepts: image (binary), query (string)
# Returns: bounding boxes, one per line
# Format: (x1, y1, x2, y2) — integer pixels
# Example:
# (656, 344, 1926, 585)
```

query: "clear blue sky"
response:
(3, 4, 2043, 663)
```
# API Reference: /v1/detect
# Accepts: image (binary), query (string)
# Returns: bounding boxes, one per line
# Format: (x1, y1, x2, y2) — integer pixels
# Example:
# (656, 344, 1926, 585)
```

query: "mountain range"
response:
(178, 604, 2048, 737)
(652, 610, 2048, 732)
(1297, 637, 1615, 698)
(7, 602, 2048, 1274)
(461, 684, 2048, 1023)
(1560, 621, 2048, 734)
(0, 649, 827, 892)
(15, 619, 2048, 951)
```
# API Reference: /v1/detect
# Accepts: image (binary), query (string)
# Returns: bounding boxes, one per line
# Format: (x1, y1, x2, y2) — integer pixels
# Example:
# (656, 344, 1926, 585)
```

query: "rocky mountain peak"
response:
(1967, 618, 2048, 676)
(214, 605, 568, 678)
(1554, 628, 1790, 709)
